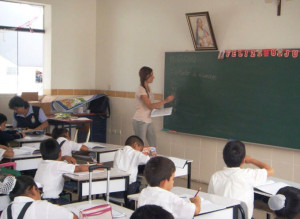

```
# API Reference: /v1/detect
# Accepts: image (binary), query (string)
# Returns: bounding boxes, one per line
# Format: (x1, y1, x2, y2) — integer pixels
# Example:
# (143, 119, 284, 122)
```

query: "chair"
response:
(73, 124, 91, 143)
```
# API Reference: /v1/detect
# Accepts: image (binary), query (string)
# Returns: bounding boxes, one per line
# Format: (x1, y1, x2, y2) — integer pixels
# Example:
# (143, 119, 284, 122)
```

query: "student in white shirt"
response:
(113, 135, 150, 193)
(0, 175, 77, 219)
(34, 138, 94, 205)
(52, 128, 88, 157)
(138, 156, 201, 219)
(208, 140, 274, 219)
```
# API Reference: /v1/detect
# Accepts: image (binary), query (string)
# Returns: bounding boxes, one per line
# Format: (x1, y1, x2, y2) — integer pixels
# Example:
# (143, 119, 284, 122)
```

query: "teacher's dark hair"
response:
(139, 66, 153, 97)
(9, 96, 29, 109)
(9, 176, 37, 201)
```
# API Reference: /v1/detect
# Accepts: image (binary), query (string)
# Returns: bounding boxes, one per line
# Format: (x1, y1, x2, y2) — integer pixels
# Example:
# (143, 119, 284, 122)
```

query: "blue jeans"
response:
(132, 120, 156, 146)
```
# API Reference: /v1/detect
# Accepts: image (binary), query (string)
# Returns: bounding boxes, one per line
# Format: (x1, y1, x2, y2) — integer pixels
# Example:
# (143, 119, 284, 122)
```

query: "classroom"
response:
(0, 0, 300, 218)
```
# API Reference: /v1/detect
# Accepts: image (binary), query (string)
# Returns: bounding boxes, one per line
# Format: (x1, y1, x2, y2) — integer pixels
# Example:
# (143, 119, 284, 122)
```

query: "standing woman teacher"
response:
(8, 96, 48, 130)
(133, 66, 174, 146)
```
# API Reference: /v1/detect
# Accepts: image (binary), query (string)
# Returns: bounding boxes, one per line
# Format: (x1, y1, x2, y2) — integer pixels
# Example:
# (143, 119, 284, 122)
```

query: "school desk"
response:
(2, 152, 42, 171)
(86, 142, 193, 188)
(63, 168, 130, 202)
(64, 199, 133, 219)
(85, 142, 124, 163)
(254, 177, 300, 219)
(127, 186, 242, 219)
(9, 135, 51, 147)
(47, 117, 93, 137)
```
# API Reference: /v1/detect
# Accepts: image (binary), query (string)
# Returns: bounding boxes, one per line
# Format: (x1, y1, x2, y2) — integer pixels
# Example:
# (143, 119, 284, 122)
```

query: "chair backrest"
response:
(74, 125, 90, 143)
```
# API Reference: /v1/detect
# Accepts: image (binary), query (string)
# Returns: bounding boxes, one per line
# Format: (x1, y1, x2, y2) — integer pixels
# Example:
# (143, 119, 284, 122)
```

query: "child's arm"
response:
(3, 149, 14, 157)
(61, 155, 77, 164)
(73, 213, 78, 219)
(190, 196, 201, 215)
(245, 155, 274, 176)
(74, 164, 104, 172)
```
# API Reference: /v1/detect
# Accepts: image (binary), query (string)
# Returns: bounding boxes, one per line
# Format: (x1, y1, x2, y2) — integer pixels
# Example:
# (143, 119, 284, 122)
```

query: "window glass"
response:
(0, 1, 43, 29)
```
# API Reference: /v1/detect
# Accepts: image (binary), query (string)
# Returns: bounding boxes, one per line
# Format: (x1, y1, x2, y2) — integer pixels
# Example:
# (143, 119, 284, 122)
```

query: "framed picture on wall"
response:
(186, 12, 218, 51)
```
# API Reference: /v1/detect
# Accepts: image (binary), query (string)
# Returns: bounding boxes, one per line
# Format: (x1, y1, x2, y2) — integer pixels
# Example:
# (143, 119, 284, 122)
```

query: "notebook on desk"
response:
(255, 180, 290, 196)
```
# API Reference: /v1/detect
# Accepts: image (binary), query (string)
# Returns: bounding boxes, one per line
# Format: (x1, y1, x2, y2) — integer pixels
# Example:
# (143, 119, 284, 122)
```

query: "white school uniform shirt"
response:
(208, 167, 267, 219)
(34, 160, 75, 199)
(113, 146, 150, 184)
(0, 148, 6, 161)
(0, 196, 73, 219)
(56, 136, 82, 157)
(138, 186, 195, 219)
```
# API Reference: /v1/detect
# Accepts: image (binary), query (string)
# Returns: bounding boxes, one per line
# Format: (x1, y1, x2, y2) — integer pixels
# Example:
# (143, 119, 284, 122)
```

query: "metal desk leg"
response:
(187, 162, 191, 188)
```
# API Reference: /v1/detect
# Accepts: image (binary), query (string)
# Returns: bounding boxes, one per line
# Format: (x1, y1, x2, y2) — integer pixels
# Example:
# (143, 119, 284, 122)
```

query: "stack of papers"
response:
(168, 157, 187, 168)
(13, 146, 40, 156)
(151, 107, 173, 117)
(84, 142, 106, 149)
(180, 194, 225, 214)
(255, 180, 290, 195)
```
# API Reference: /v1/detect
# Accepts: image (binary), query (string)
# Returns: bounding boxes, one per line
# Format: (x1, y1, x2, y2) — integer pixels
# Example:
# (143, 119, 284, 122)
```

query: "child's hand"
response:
(190, 196, 201, 215)
(0, 145, 9, 150)
(21, 132, 26, 137)
(62, 156, 77, 164)
(81, 145, 89, 151)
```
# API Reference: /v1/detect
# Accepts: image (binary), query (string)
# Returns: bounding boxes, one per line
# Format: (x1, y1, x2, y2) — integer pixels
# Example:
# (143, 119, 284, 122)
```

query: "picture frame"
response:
(186, 12, 218, 51)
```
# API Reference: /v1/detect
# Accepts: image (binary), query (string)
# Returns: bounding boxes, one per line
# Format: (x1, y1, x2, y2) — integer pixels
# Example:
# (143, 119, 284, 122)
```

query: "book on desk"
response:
(255, 180, 290, 196)
(84, 142, 107, 149)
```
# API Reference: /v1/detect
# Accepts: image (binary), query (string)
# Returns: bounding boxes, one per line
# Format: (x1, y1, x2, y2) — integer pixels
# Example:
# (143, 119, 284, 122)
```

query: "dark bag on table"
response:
(88, 96, 110, 118)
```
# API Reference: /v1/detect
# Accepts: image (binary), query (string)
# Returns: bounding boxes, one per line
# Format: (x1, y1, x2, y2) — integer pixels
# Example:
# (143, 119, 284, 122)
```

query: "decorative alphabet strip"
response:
(218, 49, 300, 59)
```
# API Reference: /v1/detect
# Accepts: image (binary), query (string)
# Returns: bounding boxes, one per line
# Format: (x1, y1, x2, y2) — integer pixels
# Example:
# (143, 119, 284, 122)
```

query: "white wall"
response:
(97, 0, 300, 184)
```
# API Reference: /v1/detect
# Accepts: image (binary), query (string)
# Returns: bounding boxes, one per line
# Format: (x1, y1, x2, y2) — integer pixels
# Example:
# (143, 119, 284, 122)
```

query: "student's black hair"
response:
(274, 186, 300, 219)
(8, 96, 29, 109)
(9, 175, 37, 201)
(0, 113, 7, 125)
(52, 127, 69, 139)
(223, 140, 246, 167)
(130, 205, 174, 219)
(40, 138, 61, 160)
(125, 135, 144, 147)
(144, 156, 175, 187)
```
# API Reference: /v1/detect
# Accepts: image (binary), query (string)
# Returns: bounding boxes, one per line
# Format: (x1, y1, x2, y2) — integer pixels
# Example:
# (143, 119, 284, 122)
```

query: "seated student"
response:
(52, 128, 88, 157)
(0, 113, 25, 146)
(113, 135, 150, 195)
(8, 96, 48, 130)
(34, 138, 94, 205)
(208, 140, 274, 219)
(138, 156, 201, 219)
(0, 175, 77, 219)
(130, 204, 174, 219)
(268, 186, 300, 219)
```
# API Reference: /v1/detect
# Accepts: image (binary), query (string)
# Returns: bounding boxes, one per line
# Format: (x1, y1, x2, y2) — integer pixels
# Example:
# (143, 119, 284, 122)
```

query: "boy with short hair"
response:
(52, 127, 88, 157)
(34, 138, 93, 205)
(208, 140, 274, 219)
(138, 156, 201, 219)
(113, 135, 150, 195)
(0, 113, 24, 146)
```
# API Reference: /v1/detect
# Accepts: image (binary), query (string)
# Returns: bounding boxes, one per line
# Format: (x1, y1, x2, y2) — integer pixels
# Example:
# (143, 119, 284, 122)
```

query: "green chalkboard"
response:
(164, 51, 300, 150)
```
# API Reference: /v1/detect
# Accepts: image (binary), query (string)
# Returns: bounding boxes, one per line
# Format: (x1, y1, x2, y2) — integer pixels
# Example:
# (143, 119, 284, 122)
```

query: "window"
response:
(0, 1, 44, 95)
